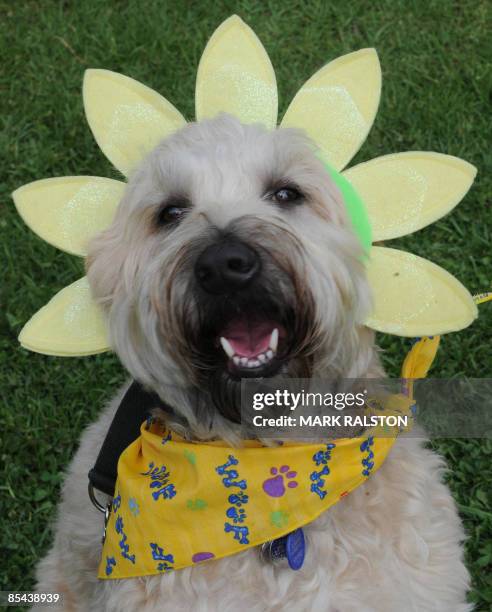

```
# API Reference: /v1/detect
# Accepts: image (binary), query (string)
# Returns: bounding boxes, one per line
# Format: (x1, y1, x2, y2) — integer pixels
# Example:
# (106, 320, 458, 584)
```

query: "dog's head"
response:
(87, 114, 373, 424)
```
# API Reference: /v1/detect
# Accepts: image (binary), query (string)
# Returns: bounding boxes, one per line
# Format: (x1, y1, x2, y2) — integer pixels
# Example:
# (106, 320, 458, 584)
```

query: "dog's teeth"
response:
(240, 357, 248, 366)
(247, 359, 256, 368)
(220, 337, 235, 358)
(269, 328, 279, 352)
(233, 356, 240, 366)
(252, 360, 260, 367)
(258, 353, 267, 363)
(266, 349, 274, 359)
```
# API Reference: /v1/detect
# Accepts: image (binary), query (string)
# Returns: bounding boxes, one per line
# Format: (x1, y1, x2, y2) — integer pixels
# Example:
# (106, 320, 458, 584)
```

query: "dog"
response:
(33, 114, 471, 611)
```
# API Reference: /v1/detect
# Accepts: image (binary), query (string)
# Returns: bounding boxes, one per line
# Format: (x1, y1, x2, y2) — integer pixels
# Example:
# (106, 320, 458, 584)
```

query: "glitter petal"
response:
(13, 176, 125, 256)
(19, 277, 110, 356)
(281, 49, 381, 171)
(365, 247, 477, 336)
(343, 153, 477, 240)
(195, 15, 277, 128)
(83, 69, 186, 176)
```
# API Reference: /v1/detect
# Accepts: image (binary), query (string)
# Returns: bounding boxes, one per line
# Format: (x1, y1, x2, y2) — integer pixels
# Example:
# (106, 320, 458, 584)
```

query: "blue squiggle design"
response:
(112, 493, 121, 512)
(360, 436, 375, 477)
(105, 556, 116, 576)
(115, 515, 135, 564)
(142, 462, 177, 501)
(310, 442, 336, 499)
(216, 455, 249, 544)
(150, 542, 174, 572)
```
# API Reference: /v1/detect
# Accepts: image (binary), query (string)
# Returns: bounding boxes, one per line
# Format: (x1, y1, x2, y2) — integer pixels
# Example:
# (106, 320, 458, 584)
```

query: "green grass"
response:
(1, 0, 491, 608)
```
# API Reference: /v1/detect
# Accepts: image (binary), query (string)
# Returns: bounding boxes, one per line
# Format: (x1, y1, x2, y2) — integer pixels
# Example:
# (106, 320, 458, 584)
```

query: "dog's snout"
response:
(195, 240, 260, 294)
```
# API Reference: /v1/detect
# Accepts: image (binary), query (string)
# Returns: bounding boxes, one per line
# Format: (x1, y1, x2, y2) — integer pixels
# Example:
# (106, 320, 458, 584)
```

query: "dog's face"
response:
(87, 115, 371, 422)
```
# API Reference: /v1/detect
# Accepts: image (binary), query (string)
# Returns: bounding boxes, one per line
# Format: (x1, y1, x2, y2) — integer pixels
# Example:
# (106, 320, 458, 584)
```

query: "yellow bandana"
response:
(98, 398, 411, 580)
(97, 306, 490, 579)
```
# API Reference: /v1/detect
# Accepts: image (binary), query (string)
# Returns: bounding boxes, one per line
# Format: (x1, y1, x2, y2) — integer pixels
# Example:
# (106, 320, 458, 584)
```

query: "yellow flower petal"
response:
(281, 49, 381, 171)
(195, 15, 277, 128)
(83, 69, 186, 176)
(19, 277, 110, 356)
(343, 153, 477, 241)
(365, 246, 477, 336)
(13, 176, 125, 256)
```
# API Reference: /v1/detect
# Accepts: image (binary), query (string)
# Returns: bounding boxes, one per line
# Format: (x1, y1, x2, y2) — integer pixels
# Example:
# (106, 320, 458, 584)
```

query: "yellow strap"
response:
(401, 291, 491, 398)
(473, 291, 492, 305)
(401, 336, 440, 381)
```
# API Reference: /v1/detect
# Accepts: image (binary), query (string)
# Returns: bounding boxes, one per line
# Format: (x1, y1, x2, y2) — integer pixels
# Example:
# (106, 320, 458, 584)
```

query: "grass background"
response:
(1, 0, 491, 608)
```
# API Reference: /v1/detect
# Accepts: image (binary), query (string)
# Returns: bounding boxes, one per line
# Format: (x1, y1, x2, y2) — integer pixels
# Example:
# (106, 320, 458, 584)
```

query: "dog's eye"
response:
(272, 187, 303, 204)
(156, 202, 189, 226)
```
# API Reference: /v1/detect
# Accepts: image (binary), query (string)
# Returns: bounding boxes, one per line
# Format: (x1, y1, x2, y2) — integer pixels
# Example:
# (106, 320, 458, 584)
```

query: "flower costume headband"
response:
(13, 15, 478, 357)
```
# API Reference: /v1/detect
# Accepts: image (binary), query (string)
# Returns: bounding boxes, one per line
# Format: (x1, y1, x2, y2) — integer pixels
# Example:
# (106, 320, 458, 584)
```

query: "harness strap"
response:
(88, 381, 166, 497)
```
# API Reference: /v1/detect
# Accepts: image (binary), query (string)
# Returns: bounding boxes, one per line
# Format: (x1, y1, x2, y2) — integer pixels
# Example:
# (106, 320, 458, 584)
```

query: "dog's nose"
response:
(195, 240, 260, 294)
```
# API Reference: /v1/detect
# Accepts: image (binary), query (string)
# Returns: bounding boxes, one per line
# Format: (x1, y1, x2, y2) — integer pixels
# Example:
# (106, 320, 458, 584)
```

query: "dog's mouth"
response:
(191, 307, 294, 423)
(190, 288, 311, 422)
(217, 317, 287, 379)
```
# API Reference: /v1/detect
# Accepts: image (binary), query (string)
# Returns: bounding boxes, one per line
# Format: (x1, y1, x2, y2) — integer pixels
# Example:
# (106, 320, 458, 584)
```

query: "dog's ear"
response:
(86, 220, 127, 310)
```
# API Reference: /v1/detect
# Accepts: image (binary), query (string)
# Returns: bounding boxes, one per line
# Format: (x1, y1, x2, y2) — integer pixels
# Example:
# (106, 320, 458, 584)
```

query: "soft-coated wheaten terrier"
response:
(34, 115, 470, 611)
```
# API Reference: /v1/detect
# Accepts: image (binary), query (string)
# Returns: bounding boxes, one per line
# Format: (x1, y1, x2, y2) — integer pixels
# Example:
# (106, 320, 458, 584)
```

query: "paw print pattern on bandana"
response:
(184, 449, 196, 465)
(262, 465, 298, 497)
(128, 497, 140, 517)
(192, 551, 215, 563)
(105, 556, 116, 576)
(112, 493, 121, 512)
(186, 498, 207, 511)
(115, 516, 135, 564)
(310, 442, 336, 500)
(360, 436, 375, 477)
(150, 543, 174, 573)
(216, 455, 250, 545)
(228, 492, 248, 506)
(270, 510, 289, 528)
(226, 506, 246, 524)
(141, 462, 177, 501)
(161, 431, 172, 445)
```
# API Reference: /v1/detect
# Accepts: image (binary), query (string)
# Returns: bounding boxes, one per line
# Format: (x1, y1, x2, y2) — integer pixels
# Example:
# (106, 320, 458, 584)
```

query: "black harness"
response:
(88, 381, 166, 498)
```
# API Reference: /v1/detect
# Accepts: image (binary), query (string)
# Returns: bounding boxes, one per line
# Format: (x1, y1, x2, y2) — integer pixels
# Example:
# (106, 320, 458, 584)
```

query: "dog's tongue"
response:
(222, 319, 278, 358)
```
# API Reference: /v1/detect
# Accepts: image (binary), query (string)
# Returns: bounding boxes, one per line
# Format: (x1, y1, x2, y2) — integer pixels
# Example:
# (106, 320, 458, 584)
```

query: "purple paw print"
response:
(262, 465, 298, 497)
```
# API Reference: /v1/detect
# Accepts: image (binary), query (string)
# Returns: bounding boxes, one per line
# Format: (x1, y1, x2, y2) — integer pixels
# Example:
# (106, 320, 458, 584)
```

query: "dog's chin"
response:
(192, 310, 307, 424)
(206, 357, 290, 425)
